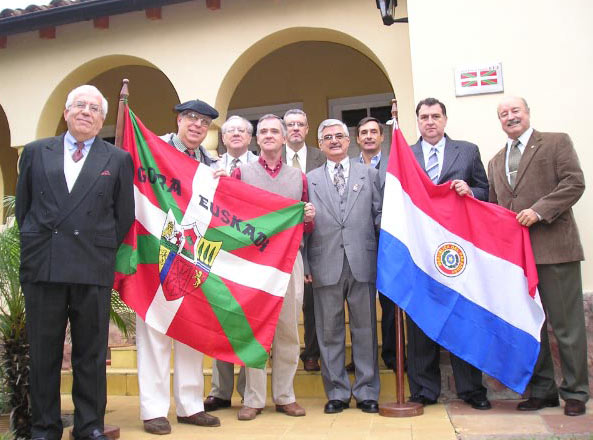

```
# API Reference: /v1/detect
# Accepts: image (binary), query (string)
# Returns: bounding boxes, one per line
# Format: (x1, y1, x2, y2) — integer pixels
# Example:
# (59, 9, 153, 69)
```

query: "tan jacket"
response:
(488, 130, 585, 264)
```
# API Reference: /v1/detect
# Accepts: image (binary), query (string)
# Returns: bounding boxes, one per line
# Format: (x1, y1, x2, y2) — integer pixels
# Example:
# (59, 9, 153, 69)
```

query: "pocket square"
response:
(100, 170, 111, 176)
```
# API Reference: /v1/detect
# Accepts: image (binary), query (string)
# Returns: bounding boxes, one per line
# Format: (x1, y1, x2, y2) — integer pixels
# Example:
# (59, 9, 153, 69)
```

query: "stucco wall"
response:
(407, 0, 593, 291)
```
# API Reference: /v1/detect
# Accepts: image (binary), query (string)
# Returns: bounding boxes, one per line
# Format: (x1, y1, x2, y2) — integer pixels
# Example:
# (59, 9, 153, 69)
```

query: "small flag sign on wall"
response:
(454, 63, 504, 96)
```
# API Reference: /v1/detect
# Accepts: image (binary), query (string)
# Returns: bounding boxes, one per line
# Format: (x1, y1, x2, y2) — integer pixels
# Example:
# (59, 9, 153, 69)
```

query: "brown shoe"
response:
(177, 412, 220, 427)
(276, 402, 306, 417)
(143, 417, 171, 435)
(564, 399, 586, 416)
(237, 406, 263, 421)
(517, 397, 560, 411)
(303, 358, 320, 372)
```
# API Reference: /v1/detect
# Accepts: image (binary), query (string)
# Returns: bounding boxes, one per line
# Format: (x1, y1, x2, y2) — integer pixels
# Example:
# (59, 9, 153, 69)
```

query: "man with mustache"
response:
(16, 85, 135, 440)
(488, 96, 588, 416)
(137, 99, 221, 434)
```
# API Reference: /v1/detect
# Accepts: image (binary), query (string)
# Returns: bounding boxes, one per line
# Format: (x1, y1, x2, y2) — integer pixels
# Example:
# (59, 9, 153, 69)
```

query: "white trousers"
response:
(136, 316, 204, 420)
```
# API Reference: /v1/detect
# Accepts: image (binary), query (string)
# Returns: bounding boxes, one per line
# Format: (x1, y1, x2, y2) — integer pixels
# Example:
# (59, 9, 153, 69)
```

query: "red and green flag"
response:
(113, 105, 305, 369)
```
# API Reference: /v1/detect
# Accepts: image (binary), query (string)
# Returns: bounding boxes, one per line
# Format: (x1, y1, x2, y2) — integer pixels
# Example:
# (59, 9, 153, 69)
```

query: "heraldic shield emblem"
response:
(159, 210, 222, 301)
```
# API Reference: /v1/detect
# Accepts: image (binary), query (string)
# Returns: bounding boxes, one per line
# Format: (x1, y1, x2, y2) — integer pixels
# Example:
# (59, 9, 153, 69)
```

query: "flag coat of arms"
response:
(377, 127, 545, 393)
(114, 106, 305, 369)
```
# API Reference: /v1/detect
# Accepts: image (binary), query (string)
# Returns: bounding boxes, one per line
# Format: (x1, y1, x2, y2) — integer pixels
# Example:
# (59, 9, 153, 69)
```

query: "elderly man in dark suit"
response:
(282, 109, 325, 373)
(406, 97, 491, 410)
(16, 85, 135, 440)
(304, 119, 382, 414)
(488, 96, 588, 416)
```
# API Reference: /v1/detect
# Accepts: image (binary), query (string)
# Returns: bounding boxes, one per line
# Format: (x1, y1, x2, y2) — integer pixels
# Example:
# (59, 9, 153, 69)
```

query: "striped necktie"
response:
(508, 139, 521, 188)
(426, 147, 439, 183)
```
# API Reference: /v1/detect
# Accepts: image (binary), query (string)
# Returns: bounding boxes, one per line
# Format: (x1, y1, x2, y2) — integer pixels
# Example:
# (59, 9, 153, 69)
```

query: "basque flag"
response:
(377, 126, 545, 393)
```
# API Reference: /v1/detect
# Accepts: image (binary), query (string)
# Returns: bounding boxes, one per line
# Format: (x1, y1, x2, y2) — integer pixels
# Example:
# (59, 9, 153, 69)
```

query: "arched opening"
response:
(216, 28, 394, 156)
(0, 105, 18, 222)
(38, 56, 180, 141)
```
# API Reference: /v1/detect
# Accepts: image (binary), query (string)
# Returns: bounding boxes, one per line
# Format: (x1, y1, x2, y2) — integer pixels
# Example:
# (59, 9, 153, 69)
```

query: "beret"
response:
(174, 99, 219, 119)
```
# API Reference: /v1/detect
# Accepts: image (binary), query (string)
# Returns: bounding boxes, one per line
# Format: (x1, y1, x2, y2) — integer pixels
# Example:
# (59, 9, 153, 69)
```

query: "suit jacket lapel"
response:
(57, 138, 111, 225)
(313, 166, 341, 223)
(343, 161, 365, 221)
(41, 135, 69, 209)
(514, 131, 540, 188)
(439, 136, 459, 183)
(411, 141, 425, 169)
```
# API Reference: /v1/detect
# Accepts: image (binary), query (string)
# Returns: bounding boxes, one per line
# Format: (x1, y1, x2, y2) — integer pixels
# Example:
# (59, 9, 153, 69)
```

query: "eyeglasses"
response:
(225, 127, 247, 134)
(71, 101, 102, 115)
(182, 111, 212, 127)
(286, 122, 307, 128)
(321, 133, 347, 142)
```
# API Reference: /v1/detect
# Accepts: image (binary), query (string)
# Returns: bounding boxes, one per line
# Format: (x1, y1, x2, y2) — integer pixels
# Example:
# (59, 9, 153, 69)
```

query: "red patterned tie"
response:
(72, 142, 84, 162)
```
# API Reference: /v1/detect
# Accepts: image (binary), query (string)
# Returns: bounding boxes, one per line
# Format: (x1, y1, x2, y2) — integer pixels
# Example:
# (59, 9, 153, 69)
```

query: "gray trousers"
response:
(313, 257, 380, 402)
(530, 262, 589, 402)
(209, 360, 245, 400)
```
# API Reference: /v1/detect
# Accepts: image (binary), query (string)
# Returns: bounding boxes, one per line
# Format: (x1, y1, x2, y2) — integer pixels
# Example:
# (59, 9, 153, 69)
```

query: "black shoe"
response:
(79, 429, 107, 440)
(409, 394, 437, 406)
(345, 362, 355, 373)
(464, 395, 492, 410)
(517, 397, 560, 411)
(204, 395, 232, 411)
(324, 399, 350, 414)
(356, 400, 379, 413)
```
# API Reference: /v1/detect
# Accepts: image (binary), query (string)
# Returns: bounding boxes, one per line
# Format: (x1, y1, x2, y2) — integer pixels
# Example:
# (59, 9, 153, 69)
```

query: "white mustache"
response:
(507, 118, 521, 126)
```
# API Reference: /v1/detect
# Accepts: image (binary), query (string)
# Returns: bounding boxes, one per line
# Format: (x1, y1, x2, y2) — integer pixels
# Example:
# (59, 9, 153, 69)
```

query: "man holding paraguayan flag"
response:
(377, 100, 546, 405)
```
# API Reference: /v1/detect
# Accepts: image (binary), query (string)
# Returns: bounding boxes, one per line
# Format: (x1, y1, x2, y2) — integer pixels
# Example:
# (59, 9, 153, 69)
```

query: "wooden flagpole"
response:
(378, 98, 423, 418)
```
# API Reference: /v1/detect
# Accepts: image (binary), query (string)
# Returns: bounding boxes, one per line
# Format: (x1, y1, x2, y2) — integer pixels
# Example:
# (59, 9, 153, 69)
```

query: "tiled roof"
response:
(1, 0, 90, 19)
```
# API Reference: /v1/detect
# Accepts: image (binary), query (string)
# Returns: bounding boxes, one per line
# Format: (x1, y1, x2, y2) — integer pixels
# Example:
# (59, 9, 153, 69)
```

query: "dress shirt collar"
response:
(258, 155, 283, 177)
(506, 127, 533, 152)
(358, 151, 381, 168)
(285, 145, 307, 172)
(65, 131, 94, 154)
(326, 156, 350, 180)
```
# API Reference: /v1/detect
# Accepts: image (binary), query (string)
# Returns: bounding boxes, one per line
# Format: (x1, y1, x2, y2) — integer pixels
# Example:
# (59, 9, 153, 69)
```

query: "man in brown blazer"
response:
(488, 96, 588, 416)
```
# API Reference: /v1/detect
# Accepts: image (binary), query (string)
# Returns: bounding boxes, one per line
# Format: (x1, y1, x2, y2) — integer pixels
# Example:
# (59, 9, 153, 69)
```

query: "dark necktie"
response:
(72, 142, 84, 163)
(508, 139, 521, 187)
(334, 163, 346, 196)
(426, 147, 439, 183)
(229, 157, 240, 174)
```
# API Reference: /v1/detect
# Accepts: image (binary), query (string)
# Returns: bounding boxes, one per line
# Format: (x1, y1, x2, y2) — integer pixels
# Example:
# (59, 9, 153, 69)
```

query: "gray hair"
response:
(317, 119, 348, 139)
(283, 108, 307, 122)
(497, 96, 530, 117)
(221, 115, 253, 135)
(257, 114, 287, 137)
(65, 85, 108, 119)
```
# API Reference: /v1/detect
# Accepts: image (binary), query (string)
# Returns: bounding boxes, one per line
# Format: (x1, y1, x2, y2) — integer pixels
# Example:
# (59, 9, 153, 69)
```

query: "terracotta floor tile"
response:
(542, 414, 593, 434)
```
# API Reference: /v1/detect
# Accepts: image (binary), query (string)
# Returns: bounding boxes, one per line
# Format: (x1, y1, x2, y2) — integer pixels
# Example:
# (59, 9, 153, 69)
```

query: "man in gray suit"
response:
(304, 119, 382, 414)
(282, 109, 326, 372)
(406, 97, 491, 410)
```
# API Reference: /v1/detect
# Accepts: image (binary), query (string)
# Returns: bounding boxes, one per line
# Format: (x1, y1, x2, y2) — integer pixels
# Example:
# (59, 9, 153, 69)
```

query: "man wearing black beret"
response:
(136, 99, 221, 435)
(159, 99, 220, 166)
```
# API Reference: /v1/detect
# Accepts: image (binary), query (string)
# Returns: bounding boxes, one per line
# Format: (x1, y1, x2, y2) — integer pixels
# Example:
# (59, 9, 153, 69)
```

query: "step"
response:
(110, 343, 392, 370)
(61, 367, 406, 400)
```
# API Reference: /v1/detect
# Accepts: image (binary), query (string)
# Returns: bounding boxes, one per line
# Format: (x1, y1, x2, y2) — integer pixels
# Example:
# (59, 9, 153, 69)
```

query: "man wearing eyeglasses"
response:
(16, 85, 135, 440)
(304, 119, 382, 414)
(203, 115, 255, 412)
(282, 109, 325, 373)
(136, 99, 221, 435)
(159, 99, 219, 166)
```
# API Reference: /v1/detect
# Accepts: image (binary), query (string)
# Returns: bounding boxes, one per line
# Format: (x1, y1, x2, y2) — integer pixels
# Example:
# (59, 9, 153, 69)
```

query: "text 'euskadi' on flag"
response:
(377, 126, 545, 393)
(113, 105, 305, 369)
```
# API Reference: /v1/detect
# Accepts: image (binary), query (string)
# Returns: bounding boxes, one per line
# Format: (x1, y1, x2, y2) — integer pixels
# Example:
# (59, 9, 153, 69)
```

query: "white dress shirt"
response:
(285, 145, 308, 172)
(326, 156, 350, 183)
(64, 132, 92, 192)
(421, 136, 446, 178)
